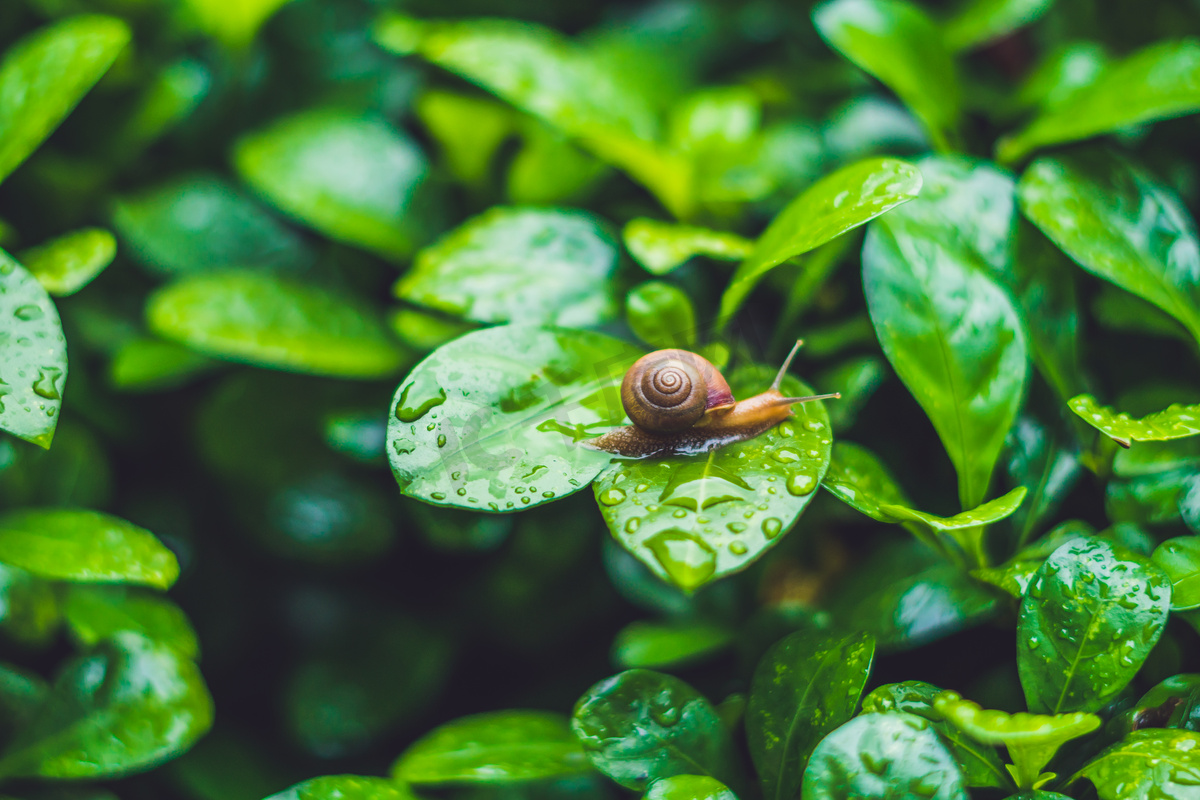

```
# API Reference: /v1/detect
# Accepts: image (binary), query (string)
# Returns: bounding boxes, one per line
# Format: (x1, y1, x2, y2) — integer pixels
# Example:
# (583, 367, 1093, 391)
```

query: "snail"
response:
(585, 340, 839, 458)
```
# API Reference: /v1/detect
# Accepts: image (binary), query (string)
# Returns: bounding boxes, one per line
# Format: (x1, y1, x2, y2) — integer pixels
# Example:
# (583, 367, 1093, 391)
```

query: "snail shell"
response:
(621, 349, 733, 432)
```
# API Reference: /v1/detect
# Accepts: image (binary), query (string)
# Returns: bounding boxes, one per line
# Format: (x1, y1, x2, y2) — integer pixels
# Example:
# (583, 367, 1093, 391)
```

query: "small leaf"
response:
(612, 621, 733, 669)
(801, 712, 967, 800)
(1152, 537, 1200, 610)
(264, 776, 416, 800)
(0, 15, 130, 186)
(814, 0, 961, 151)
(1018, 153, 1200, 345)
(181, 0, 294, 49)
(645, 775, 737, 800)
(0, 632, 212, 779)
(64, 584, 199, 659)
(393, 711, 592, 785)
(719, 157, 921, 324)
(999, 40, 1200, 163)
(1073, 729, 1200, 800)
(942, 0, 1053, 52)
(626, 282, 698, 350)
(388, 325, 638, 512)
(624, 219, 753, 275)
(0, 250, 67, 448)
(234, 109, 430, 260)
(1069, 395, 1200, 448)
(109, 337, 217, 392)
(1018, 537, 1171, 713)
(416, 89, 515, 186)
(747, 630, 875, 800)
(0, 509, 178, 589)
(572, 670, 736, 792)
(395, 207, 619, 327)
(147, 272, 406, 379)
(19, 228, 116, 297)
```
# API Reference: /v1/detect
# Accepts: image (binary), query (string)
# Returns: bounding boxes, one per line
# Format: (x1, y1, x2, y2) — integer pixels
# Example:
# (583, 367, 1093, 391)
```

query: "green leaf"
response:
(0, 250, 67, 448)
(1004, 414, 1082, 546)
(1073, 729, 1200, 800)
(863, 157, 1029, 510)
(0, 509, 178, 589)
(719, 158, 921, 325)
(1152, 537, 1200, 610)
(1069, 395, 1200, 448)
(19, 228, 116, 297)
(0, 15, 130, 186)
(593, 366, 833, 592)
(817, 356, 887, 432)
(264, 776, 415, 800)
(612, 621, 733, 669)
(416, 89, 514, 186)
(112, 173, 312, 278)
(624, 219, 753, 276)
(626, 282, 698, 350)
(181, 0, 294, 49)
(506, 122, 609, 205)
(645, 775, 737, 800)
(0, 563, 61, 645)
(942, 0, 1053, 52)
(933, 691, 1100, 790)
(801, 712, 967, 800)
(0, 631, 212, 779)
(571, 669, 736, 791)
(64, 584, 199, 659)
(1015, 43, 1109, 113)
(971, 520, 1094, 598)
(393, 711, 592, 785)
(998, 40, 1200, 163)
(147, 272, 406, 379)
(395, 207, 619, 327)
(1017, 153, 1200, 345)
(1017, 537, 1171, 713)
(234, 108, 430, 260)
(388, 325, 637, 512)
(747, 630, 874, 800)
(1114, 437, 1200, 477)
(109, 337, 217, 392)
(814, 0, 961, 152)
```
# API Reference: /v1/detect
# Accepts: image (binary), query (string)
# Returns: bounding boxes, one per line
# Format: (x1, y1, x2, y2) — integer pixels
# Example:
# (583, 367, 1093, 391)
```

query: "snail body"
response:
(585, 341, 838, 458)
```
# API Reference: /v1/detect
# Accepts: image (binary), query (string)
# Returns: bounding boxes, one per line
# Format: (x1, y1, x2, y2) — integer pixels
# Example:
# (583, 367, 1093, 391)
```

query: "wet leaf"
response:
(264, 776, 416, 800)
(395, 207, 619, 327)
(19, 228, 116, 297)
(147, 272, 406, 379)
(1152, 537, 1200, 610)
(626, 282, 698, 350)
(0, 509, 178, 589)
(801, 712, 967, 800)
(234, 108, 430, 260)
(0, 250, 67, 448)
(624, 219, 753, 275)
(1069, 395, 1200, 448)
(1017, 537, 1171, 713)
(971, 520, 1095, 598)
(0, 632, 212, 779)
(747, 630, 874, 800)
(63, 584, 199, 659)
(999, 40, 1200, 163)
(719, 158, 921, 324)
(814, 0, 961, 151)
(612, 621, 733, 669)
(388, 325, 638, 512)
(1106, 468, 1194, 526)
(645, 775, 736, 800)
(942, 0, 1054, 52)
(1018, 153, 1200, 345)
(1073, 729, 1200, 800)
(571, 669, 736, 791)
(0, 15, 130, 186)
(593, 366, 833, 592)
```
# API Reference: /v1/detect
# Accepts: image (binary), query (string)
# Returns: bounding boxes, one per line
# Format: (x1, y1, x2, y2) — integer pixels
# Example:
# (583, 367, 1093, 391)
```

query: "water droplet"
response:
(436, 434, 447, 448)
(426, 422, 436, 431)
(431, 492, 447, 501)
(650, 705, 680, 727)
(772, 449, 800, 464)
(727, 522, 746, 533)
(599, 488, 626, 506)
(644, 529, 717, 592)
(31, 367, 62, 401)
(625, 518, 640, 534)
(13, 305, 42, 321)
(542, 491, 555, 498)
(396, 380, 447, 422)
(803, 419, 824, 432)
(777, 422, 795, 438)
(729, 541, 748, 555)
(456, 488, 466, 496)
(762, 518, 782, 539)
(521, 496, 531, 504)
(635, 483, 649, 493)
(787, 470, 818, 496)
(672, 509, 687, 518)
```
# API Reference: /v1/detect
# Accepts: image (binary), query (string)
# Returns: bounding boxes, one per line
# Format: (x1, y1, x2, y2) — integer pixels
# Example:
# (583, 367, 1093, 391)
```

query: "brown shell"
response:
(621, 349, 733, 433)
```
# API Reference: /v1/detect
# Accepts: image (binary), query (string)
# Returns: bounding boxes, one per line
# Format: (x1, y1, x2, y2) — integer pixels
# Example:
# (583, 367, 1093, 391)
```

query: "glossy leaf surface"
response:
(388, 326, 637, 512)
(265, 776, 414, 800)
(393, 711, 591, 785)
(0, 250, 67, 448)
(645, 775, 736, 800)
(396, 207, 618, 326)
(626, 282, 698, 350)
(1069, 395, 1200, 448)
(64, 585, 199, 659)
(612, 621, 732, 669)
(942, 0, 1053, 52)
(594, 367, 833, 592)
(1018, 538, 1171, 713)
(1004, 414, 1082, 544)
(624, 219, 753, 275)
(147, 272, 405, 378)
(1152, 537, 1200, 610)
(571, 669, 736, 791)
(19, 228, 116, 297)
(0, 509, 178, 589)
(1073, 729, 1200, 800)
(747, 630, 874, 800)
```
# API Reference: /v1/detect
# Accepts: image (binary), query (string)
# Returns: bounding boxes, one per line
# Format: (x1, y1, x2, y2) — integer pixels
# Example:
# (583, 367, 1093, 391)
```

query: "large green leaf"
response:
(593, 366, 833, 592)
(234, 109, 430, 260)
(862, 157, 1029, 510)
(1073, 729, 1200, 800)
(64, 584, 199, 659)
(942, 0, 1053, 52)
(0, 250, 67, 448)
(718, 158, 920, 325)
(0, 632, 212, 779)
(1069, 395, 1200, 448)
(19, 228, 116, 297)
(264, 776, 415, 800)
(0, 509, 178, 589)
(623, 219, 753, 276)
(388, 325, 638, 512)
(801, 713, 967, 800)
(395, 207, 619, 327)
(999, 40, 1200, 163)
(747, 630, 874, 800)
(1152, 537, 1200, 610)
(0, 16, 130, 186)
(1017, 537, 1171, 713)
(1018, 153, 1200, 345)
(814, 0, 960, 151)
(147, 272, 406, 378)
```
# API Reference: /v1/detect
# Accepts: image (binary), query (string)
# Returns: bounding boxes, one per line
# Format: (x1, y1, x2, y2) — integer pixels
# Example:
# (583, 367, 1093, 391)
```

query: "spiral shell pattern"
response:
(622, 349, 714, 432)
